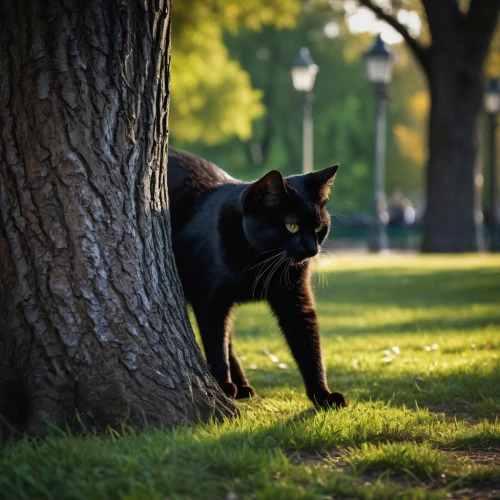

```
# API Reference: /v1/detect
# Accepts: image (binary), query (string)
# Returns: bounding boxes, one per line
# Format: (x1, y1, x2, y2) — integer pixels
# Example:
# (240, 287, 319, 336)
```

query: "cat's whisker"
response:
(320, 247, 332, 256)
(269, 254, 286, 289)
(252, 260, 271, 297)
(250, 254, 283, 289)
(259, 253, 278, 293)
(312, 254, 323, 289)
(243, 247, 283, 270)
(252, 252, 283, 298)
(283, 258, 293, 288)
(320, 248, 332, 287)
(279, 257, 290, 287)
(262, 254, 286, 299)
(247, 254, 280, 273)
(315, 251, 330, 289)
(257, 253, 283, 299)
(244, 248, 283, 272)
(288, 259, 294, 288)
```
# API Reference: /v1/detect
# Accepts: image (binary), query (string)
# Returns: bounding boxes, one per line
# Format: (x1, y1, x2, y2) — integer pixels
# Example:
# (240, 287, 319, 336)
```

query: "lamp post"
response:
(363, 35, 395, 253)
(291, 48, 319, 174)
(485, 78, 500, 252)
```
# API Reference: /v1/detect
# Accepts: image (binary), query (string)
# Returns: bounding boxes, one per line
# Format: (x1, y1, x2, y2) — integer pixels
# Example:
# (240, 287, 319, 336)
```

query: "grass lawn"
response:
(1, 255, 499, 499)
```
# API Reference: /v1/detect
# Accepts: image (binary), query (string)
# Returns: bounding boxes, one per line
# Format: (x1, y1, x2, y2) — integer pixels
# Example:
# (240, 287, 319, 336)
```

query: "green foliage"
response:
(1, 255, 500, 499)
(169, 0, 300, 144)
(180, 5, 428, 213)
(170, 1, 498, 212)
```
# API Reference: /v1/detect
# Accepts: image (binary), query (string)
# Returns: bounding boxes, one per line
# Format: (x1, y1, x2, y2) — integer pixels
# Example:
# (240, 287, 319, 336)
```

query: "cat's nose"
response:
(302, 240, 318, 258)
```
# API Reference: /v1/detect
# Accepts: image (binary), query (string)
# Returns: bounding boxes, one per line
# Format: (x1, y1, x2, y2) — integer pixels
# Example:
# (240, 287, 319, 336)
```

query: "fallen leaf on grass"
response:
(415, 376, 427, 390)
(423, 344, 438, 352)
(263, 349, 279, 363)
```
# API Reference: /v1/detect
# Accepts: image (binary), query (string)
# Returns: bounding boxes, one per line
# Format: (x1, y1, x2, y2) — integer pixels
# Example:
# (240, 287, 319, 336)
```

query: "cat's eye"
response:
(286, 223, 299, 233)
(315, 223, 325, 233)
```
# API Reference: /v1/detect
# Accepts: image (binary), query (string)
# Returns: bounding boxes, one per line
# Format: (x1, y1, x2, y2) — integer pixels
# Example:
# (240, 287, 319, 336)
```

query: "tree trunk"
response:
(420, 0, 500, 252)
(0, 0, 236, 440)
(360, 0, 500, 253)
(422, 51, 484, 252)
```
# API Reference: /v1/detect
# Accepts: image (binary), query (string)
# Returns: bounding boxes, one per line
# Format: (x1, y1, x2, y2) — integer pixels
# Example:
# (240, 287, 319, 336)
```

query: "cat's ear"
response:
(310, 165, 339, 202)
(251, 170, 288, 207)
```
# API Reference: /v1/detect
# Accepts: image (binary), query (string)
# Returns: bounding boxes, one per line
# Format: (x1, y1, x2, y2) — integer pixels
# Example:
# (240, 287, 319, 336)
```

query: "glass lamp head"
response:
(291, 47, 319, 92)
(364, 34, 395, 84)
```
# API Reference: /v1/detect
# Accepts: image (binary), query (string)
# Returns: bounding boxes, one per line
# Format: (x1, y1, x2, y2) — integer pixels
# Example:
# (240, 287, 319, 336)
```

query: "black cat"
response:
(167, 147, 348, 409)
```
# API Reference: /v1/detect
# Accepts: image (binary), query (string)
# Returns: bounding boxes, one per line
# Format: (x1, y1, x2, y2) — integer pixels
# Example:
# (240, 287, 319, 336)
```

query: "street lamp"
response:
(291, 48, 319, 174)
(485, 78, 500, 252)
(364, 34, 395, 253)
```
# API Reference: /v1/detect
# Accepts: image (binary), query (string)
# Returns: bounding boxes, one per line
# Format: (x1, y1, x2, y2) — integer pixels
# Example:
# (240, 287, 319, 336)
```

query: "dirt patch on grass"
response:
(429, 404, 496, 425)
(447, 486, 500, 499)
(288, 449, 500, 499)
(289, 448, 500, 469)
(288, 450, 349, 469)
(447, 448, 500, 467)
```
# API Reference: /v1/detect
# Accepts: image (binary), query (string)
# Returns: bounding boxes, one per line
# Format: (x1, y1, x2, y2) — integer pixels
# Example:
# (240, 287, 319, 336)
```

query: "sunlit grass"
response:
(1, 255, 499, 499)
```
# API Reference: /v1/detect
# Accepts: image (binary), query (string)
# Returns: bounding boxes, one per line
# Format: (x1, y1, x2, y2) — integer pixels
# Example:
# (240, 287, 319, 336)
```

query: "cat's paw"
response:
(235, 385, 256, 399)
(314, 391, 348, 409)
(219, 381, 238, 398)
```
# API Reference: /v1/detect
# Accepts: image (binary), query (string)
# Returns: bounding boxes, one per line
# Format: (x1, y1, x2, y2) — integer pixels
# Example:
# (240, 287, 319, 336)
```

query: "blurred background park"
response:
(168, 0, 500, 253)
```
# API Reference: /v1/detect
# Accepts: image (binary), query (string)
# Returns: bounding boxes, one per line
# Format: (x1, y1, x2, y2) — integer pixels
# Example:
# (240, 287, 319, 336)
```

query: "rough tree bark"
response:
(359, 0, 500, 252)
(0, 0, 236, 441)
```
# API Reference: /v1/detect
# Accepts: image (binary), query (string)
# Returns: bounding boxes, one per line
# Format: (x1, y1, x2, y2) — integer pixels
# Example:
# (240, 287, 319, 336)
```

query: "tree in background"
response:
(0, 0, 236, 440)
(171, 1, 499, 251)
(177, 3, 428, 217)
(169, 0, 300, 144)
(358, 0, 500, 252)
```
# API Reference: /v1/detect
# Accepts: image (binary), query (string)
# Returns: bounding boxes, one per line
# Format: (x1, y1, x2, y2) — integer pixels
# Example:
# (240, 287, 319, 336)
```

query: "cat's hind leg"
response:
(193, 303, 237, 398)
(229, 340, 256, 399)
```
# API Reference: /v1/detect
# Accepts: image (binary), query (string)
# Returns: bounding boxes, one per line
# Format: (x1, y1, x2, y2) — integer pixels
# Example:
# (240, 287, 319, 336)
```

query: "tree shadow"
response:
(317, 313, 500, 337)
(315, 267, 500, 309)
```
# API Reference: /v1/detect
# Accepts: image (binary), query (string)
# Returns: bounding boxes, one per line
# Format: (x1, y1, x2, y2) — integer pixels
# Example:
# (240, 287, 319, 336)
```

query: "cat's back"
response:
(167, 147, 234, 231)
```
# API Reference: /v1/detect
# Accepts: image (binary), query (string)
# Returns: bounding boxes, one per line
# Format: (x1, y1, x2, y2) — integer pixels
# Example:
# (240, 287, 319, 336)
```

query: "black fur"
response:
(167, 147, 347, 408)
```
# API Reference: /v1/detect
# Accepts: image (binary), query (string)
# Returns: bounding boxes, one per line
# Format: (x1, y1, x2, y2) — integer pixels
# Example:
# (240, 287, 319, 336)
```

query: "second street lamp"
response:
(485, 78, 500, 252)
(364, 34, 395, 253)
(291, 48, 319, 174)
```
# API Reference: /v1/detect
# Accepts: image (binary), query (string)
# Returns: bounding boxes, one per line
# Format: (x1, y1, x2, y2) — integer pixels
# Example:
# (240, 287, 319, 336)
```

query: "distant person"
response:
(389, 188, 415, 227)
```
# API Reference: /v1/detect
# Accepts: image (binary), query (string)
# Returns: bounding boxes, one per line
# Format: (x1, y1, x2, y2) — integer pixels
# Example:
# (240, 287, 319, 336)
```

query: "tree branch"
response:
(465, 0, 500, 63)
(421, 0, 463, 42)
(358, 0, 429, 72)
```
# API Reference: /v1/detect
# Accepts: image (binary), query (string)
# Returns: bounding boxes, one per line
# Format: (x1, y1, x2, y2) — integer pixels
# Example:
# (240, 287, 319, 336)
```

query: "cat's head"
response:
(242, 165, 339, 262)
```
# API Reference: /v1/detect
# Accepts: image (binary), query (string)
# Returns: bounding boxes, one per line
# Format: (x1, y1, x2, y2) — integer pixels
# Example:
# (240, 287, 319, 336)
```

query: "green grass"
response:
(1, 255, 500, 499)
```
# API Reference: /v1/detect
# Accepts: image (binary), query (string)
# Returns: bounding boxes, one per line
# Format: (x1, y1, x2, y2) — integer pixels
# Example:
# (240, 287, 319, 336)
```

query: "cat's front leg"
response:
(193, 303, 237, 398)
(229, 339, 256, 399)
(267, 282, 348, 409)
